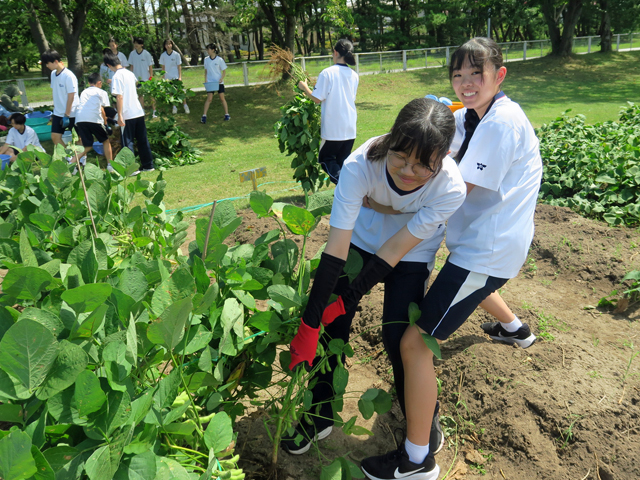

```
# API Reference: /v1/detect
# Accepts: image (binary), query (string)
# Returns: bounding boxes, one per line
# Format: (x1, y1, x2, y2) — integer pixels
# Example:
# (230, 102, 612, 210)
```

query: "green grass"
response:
(8, 50, 640, 213)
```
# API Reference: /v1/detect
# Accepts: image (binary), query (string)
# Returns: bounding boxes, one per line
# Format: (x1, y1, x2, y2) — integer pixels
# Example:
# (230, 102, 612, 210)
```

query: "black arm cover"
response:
(303, 252, 346, 328)
(341, 254, 393, 312)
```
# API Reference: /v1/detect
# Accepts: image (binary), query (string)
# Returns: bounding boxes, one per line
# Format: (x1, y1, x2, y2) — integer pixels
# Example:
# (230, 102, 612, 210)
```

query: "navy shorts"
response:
(51, 115, 75, 134)
(207, 84, 225, 94)
(417, 259, 509, 340)
(75, 122, 109, 147)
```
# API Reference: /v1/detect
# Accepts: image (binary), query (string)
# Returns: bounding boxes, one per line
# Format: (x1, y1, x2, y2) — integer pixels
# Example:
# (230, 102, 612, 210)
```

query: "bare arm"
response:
(323, 227, 353, 261)
(65, 93, 75, 117)
(466, 182, 475, 194)
(375, 225, 422, 267)
(298, 81, 322, 104)
(149, 64, 153, 79)
(0, 144, 10, 155)
(220, 69, 226, 83)
(178, 65, 182, 81)
(116, 94, 125, 127)
(363, 195, 402, 215)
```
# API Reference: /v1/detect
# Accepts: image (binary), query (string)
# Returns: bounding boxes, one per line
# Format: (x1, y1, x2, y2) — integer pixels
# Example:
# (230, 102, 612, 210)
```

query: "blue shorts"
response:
(417, 259, 509, 340)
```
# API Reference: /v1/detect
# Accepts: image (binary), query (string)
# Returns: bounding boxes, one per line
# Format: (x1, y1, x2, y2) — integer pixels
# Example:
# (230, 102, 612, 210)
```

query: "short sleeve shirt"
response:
(76, 86, 110, 124)
(159, 51, 181, 80)
(111, 68, 145, 120)
(5, 125, 44, 152)
(129, 49, 155, 81)
(50, 68, 80, 117)
(330, 137, 466, 263)
(446, 96, 543, 278)
(204, 55, 227, 83)
(116, 51, 130, 68)
(312, 64, 359, 141)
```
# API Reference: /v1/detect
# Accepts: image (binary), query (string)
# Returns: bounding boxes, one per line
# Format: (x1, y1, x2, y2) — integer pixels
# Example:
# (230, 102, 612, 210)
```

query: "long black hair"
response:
(449, 37, 503, 80)
(367, 98, 455, 177)
(334, 39, 356, 66)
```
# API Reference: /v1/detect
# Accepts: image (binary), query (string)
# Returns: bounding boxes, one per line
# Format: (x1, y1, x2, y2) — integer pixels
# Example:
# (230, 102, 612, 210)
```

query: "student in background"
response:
(297, 39, 359, 184)
(40, 49, 79, 148)
(128, 37, 156, 115)
(159, 39, 189, 114)
(100, 48, 114, 92)
(0, 113, 45, 163)
(104, 51, 155, 174)
(201, 44, 229, 124)
(74, 73, 114, 172)
(108, 38, 130, 69)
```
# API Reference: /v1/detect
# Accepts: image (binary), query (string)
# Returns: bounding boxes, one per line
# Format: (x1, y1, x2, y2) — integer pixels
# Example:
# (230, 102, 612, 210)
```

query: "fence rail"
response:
(1, 33, 637, 109)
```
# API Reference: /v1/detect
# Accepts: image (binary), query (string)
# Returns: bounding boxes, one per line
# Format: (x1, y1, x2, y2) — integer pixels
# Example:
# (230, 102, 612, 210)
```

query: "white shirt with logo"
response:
(312, 64, 359, 141)
(110, 68, 145, 120)
(204, 55, 227, 83)
(330, 137, 466, 263)
(129, 49, 155, 81)
(447, 95, 543, 279)
(76, 86, 110, 124)
(50, 68, 79, 117)
(159, 51, 181, 80)
(5, 126, 44, 152)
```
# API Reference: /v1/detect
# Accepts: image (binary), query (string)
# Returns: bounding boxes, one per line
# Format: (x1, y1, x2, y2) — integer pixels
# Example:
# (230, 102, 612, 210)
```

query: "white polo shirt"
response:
(204, 55, 227, 83)
(5, 126, 44, 152)
(111, 68, 145, 120)
(447, 95, 543, 279)
(76, 86, 110, 124)
(129, 49, 155, 81)
(115, 51, 129, 68)
(330, 137, 466, 263)
(159, 51, 181, 80)
(50, 68, 79, 117)
(312, 64, 359, 141)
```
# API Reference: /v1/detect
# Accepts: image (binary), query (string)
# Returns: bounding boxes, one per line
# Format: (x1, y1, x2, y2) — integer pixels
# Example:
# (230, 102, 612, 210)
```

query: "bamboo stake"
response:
(74, 150, 98, 238)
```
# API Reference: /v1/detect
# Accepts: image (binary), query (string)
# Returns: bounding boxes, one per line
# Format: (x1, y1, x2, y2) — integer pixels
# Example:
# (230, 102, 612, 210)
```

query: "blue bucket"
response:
(33, 124, 52, 142)
(93, 141, 105, 156)
(204, 81, 219, 93)
(25, 117, 50, 127)
(0, 154, 11, 170)
(26, 111, 52, 119)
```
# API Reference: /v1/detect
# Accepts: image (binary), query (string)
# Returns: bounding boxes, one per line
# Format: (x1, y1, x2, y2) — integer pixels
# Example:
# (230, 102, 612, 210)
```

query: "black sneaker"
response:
(201, 115, 207, 124)
(481, 322, 536, 349)
(430, 401, 444, 455)
(281, 418, 333, 455)
(361, 446, 439, 480)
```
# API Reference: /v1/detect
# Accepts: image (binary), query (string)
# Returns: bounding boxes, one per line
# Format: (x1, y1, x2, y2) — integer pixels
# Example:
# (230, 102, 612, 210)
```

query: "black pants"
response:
(120, 116, 154, 170)
(319, 139, 355, 185)
(310, 245, 431, 424)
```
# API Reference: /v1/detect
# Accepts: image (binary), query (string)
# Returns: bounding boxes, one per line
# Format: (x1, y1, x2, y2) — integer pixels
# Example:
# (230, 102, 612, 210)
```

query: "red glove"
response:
(321, 296, 346, 326)
(289, 320, 320, 370)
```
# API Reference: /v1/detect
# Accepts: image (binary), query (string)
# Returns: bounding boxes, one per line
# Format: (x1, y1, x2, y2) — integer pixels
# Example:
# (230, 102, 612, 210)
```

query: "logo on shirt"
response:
(59, 83, 65, 88)
(437, 224, 443, 229)
(476, 163, 487, 170)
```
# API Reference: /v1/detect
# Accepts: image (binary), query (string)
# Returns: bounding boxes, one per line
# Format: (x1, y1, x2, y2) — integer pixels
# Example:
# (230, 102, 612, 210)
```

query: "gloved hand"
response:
(62, 116, 70, 129)
(105, 125, 113, 136)
(320, 254, 393, 327)
(289, 321, 320, 370)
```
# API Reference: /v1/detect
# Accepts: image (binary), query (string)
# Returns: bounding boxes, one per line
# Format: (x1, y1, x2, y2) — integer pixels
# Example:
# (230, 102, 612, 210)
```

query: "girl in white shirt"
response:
(201, 44, 230, 124)
(159, 39, 190, 114)
(298, 39, 359, 184)
(359, 37, 542, 480)
(284, 98, 466, 458)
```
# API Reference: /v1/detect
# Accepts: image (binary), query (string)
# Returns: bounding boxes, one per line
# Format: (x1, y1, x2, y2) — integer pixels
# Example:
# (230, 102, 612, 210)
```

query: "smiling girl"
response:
(359, 37, 542, 480)
(283, 98, 466, 456)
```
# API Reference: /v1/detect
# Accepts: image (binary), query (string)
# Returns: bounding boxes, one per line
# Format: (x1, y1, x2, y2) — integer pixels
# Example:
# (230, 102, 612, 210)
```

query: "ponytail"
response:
(334, 39, 356, 66)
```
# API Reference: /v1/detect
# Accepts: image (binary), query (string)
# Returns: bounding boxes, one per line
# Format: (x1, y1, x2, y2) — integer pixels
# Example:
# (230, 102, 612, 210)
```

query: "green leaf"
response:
(0, 429, 37, 480)
(155, 457, 191, 480)
(87, 182, 108, 215)
(0, 403, 23, 422)
(113, 451, 157, 480)
(147, 297, 193, 350)
(103, 342, 133, 392)
(150, 267, 195, 316)
(153, 369, 180, 410)
(85, 446, 115, 480)
(75, 370, 107, 417)
(41, 446, 79, 474)
(20, 228, 38, 267)
(18, 308, 64, 338)
(30, 445, 55, 480)
(2, 266, 55, 300)
(87, 390, 132, 437)
(332, 364, 349, 395)
(36, 340, 89, 400)
(61, 283, 113, 314)
(203, 411, 233, 453)
(267, 284, 302, 309)
(192, 256, 210, 295)
(29, 213, 56, 233)
(282, 205, 317, 236)
(421, 332, 442, 360)
(174, 325, 213, 355)
(249, 191, 274, 218)
(320, 459, 342, 480)
(306, 189, 334, 217)
(118, 267, 148, 303)
(70, 304, 108, 339)
(47, 160, 72, 190)
(408, 302, 421, 326)
(0, 319, 59, 392)
(219, 298, 243, 356)
(193, 282, 219, 315)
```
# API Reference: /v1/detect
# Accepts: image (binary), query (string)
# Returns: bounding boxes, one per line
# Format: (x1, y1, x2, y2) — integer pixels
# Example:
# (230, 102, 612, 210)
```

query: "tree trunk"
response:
(599, 0, 612, 52)
(258, 27, 264, 60)
(179, 0, 200, 64)
(541, 0, 583, 56)
(259, 1, 285, 48)
(41, 0, 91, 82)
(27, 2, 51, 77)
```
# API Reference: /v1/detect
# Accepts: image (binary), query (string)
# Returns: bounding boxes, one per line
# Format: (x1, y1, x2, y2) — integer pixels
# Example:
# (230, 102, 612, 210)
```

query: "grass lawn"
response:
(158, 50, 639, 213)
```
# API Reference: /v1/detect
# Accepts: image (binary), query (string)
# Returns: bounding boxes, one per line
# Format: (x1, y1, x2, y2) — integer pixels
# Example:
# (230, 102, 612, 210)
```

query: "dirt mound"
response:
(219, 203, 640, 480)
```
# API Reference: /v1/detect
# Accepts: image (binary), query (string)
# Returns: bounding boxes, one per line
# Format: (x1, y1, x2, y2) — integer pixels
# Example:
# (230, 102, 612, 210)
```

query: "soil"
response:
(188, 203, 640, 480)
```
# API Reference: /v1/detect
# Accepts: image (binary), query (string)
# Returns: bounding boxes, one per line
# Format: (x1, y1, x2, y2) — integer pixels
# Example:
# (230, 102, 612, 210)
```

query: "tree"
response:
(539, 0, 583, 56)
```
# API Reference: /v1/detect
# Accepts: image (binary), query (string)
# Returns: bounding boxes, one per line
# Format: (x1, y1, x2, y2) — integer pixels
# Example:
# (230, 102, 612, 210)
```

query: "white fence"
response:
(1, 33, 638, 109)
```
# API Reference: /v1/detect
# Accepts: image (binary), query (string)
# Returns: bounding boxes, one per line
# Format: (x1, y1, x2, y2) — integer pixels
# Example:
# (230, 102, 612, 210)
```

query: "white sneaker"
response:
(184, 104, 190, 114)
(152, 111, 158, 118)
(130, 170, 141, 177)
(172, 106, 178, 114)
(79, 156, 87, 166)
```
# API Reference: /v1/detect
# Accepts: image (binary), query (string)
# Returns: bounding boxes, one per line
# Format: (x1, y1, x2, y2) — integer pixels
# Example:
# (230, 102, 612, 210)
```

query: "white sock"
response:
(500, 315, 522, 333)
(404, 438, 429, 464)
